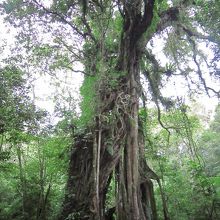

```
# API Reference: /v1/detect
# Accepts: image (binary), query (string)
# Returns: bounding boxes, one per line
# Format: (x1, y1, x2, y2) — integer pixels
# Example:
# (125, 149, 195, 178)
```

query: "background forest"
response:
(0, 0, 220, 220)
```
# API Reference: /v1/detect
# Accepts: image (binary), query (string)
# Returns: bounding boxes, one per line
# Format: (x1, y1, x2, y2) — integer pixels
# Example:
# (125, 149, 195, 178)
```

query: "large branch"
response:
(120, 0, 155, 43)
(140, 0, 155, 31)
(134, 0, 155, 42)
(179, 23, 219, 45)
(156, 7, 180, 34)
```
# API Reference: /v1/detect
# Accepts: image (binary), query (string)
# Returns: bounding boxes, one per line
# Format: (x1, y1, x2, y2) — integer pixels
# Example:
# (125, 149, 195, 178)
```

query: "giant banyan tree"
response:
(1, 0, 219, 219)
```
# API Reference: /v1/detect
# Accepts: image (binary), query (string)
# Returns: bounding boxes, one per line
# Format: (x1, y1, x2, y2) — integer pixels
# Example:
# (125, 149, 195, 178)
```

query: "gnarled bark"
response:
(60, 1, 158, 220)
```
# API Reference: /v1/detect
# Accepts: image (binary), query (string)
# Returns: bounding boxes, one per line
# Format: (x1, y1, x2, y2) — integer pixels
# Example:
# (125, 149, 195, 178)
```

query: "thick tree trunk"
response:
(59, 131, 118, 220)
(115, 1, 157, 219)
(115, 37, 156, 220)
(60, 1, 157, 220)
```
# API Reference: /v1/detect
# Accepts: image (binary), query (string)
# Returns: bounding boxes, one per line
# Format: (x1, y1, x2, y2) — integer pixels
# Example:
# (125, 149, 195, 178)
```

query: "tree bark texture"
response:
(60, 1, 158, 220)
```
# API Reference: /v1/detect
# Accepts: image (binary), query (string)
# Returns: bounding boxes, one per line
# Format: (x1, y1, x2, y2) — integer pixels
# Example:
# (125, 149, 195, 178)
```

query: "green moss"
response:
(79, 75, 98, 127)
(145, 7, 160, 39)
(144, 0, 170, 40)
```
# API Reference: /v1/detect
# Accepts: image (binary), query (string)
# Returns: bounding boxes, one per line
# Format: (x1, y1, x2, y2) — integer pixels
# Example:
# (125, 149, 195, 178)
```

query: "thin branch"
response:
(81, 16, 97, 43)
(56, 38, 83, 60)
(62, 66, 91, 76)
(144, 50, 164, 73)
(185, 32, 220, 98)
(117, 0, 125, 18)
(142, 70, 176, 143)
(91, 0, 103, 10)
(155, 100, 171, 144)
(32, 0, 96, 42)
(206, 86, 220, 98)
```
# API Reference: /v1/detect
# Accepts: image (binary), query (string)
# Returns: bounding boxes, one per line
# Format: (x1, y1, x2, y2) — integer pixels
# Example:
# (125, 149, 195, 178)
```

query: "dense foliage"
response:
(0, 66, 71, 219)
(0, 0, 220, 219)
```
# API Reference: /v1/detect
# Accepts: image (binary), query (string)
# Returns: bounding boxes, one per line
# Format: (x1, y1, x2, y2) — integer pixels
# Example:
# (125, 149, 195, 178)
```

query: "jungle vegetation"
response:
(0, 0, 220, 219)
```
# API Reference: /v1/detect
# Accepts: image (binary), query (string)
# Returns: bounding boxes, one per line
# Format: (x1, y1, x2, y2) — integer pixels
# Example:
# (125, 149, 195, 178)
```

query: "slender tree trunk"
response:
(0, 134, 4, 152)
(17, 146, 28, 220)
(36, 144, 48, 220)
(38, 175, 52, 220)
